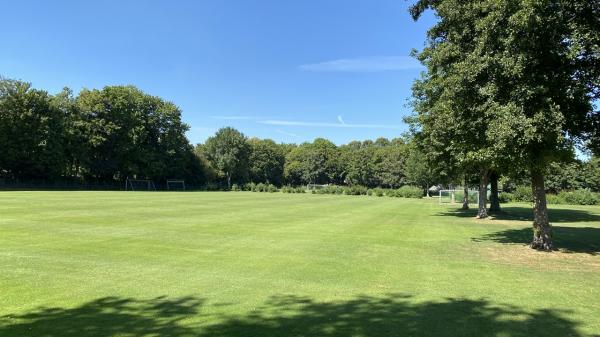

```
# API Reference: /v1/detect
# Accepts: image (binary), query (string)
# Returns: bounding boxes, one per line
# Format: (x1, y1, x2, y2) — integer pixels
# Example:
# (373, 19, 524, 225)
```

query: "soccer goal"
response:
(166, 179, 186, 191)
(439, 189, 479, 204)
(306, 183, 328, 191)
(125, 178, 156, 191)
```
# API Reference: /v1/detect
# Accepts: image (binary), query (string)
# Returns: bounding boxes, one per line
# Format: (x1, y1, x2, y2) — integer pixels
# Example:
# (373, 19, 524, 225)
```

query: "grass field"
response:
(1, 191, 599, 336)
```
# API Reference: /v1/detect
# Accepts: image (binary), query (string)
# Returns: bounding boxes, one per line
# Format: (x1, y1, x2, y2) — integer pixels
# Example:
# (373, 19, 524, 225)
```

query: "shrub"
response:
(396, 186, 423, 199)
(346, 185, 368, 195)
(513, 186, 533, 203)
(498, 192, 514, 203)
(231, 183, 241, 191)
(558, 189, 599, 205)
(545, 194, 564, 205)
(367, 189, 373, 196)
(373, 188, 385, 197)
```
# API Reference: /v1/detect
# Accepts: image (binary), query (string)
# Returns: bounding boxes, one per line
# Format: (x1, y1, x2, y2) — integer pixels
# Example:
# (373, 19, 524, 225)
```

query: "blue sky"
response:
(1, 1, 436, 145)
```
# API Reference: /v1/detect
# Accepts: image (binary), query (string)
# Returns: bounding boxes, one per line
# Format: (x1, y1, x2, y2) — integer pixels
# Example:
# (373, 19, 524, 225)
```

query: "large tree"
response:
(0, 79, 67, 180)
(411, 0, 599, 250)
(284, 139, 342, 186)
(76, 85, 199, 183)
(204, 127, 250, 189)
(409, 0, 497, 218)
(248, 138, 286, 186)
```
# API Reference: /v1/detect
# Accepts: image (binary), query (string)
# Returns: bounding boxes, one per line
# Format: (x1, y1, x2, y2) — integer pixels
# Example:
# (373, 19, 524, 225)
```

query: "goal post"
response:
(306, 183, 328, 191)
(125, 178, 156, 191)
(166, 179, 186, 191)
(439, 189, 478, 204)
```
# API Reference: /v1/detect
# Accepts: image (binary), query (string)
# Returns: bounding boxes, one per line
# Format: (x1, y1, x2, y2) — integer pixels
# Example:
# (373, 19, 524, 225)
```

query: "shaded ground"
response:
(439, 206, 600, 223)
(0, 294, 591, 337)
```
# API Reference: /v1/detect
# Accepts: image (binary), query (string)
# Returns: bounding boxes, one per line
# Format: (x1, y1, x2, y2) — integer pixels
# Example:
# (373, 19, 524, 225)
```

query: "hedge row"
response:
(312, 185, 423, 199)
(231, 183, 424, 199)
(499, 187, 599, 205)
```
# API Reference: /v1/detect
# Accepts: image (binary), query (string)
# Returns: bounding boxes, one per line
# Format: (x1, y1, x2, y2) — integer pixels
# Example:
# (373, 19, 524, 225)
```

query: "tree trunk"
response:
(489, 171, 501, 213)
(477, 169, 489, 219)
(461, 175, 469, 210)
(530, 168, 553, 250)
(226, 173, 231, 190)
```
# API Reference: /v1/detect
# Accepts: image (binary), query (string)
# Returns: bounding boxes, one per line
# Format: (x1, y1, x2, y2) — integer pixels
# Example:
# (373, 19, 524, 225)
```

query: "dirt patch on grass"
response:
(478, 244, 600, 272)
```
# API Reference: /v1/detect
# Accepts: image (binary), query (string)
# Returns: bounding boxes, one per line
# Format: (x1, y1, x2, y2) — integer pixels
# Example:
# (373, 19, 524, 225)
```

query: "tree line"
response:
(195, 127, 434, 190)
(0, 78, 203, 187)
(0, 78, 433, 190)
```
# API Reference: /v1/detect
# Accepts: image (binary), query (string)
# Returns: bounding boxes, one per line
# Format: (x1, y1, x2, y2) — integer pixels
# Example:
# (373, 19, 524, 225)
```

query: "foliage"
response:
(395, 186, 424, 199)
(559, 190, 599, 206)
(0, 79, 203, 185)
(284, 139, 342, 186)
(204, 127, 250, 189)
(513, 186, 534, 203)
(245, 182, 278, 193)
(248, 138, 285, 186)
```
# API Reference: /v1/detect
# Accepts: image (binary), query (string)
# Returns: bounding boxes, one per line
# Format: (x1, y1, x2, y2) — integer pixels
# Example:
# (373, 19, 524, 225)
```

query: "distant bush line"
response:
(499, 187, 600, 206)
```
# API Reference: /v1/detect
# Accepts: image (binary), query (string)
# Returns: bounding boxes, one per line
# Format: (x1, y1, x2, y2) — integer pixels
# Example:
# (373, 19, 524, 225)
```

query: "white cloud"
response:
(299, 56, 422, 73)
(259, 119, 403, 130)
(210, 115, 260, 120)
(337, 115, 346, 125)
(275, 129, 300, 138)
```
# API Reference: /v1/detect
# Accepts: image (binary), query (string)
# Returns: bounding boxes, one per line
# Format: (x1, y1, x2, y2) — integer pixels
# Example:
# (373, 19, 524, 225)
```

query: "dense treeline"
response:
(0, 78, 204, 187)
(2, 77, 598, 201)
(195, 127, 433, 190)
(196, 127, 600, 199)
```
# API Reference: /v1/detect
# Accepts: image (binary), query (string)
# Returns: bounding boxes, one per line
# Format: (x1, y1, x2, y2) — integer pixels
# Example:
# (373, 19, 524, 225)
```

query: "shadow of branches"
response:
(473, 226, 600, 254)
(0, 294, 592, 337)
(0, 296, 203, 337)
(200, 294, 586, 337)
(439, 206, 600, 223)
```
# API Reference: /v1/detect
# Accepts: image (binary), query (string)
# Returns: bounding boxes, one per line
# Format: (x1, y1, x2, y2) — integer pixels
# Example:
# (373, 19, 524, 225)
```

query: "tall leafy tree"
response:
(284, 139, 342, 185)
(204, 127, 250, 189)
(411, 0, 599, 249)
(248, 138, 285, 186)
(0, 78, 66, 180)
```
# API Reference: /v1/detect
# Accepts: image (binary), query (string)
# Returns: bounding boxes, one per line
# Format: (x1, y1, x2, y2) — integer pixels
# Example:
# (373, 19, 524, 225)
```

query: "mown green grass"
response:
(0, 191, 599, 336)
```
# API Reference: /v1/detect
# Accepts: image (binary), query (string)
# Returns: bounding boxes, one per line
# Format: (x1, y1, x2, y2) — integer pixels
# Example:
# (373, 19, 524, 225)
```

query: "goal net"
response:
(439, 189, 479, 204)
(166, 179, 186, 191)
(125, 178, 156, 191)
(306, 183, 328, 190)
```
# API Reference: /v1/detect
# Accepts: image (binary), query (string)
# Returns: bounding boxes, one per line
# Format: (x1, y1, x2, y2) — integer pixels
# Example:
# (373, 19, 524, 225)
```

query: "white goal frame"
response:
(306, 183, 328, 190)
(125, 178, 156, 191)
(166, 179, 186, 191)
(438, 189, 479, 204)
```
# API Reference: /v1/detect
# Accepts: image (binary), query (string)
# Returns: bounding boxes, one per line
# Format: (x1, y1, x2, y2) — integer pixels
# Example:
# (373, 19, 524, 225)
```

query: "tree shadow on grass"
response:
(439, 206, 600, 223)
(0, 294, 593, 337)
(200, 294, 589, 337)
(473, 226, 600, 254)
(0, 296, 204, 337)
(438, 206, 600, 254)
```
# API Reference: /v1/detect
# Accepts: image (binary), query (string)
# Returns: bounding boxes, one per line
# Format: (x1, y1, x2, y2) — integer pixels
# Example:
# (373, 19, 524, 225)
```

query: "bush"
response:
(545, 194, 564, 205)
(367, 189, 373, 196)
(513, 186, 533, 203)
(498, 192, 514, 203)
(558, 189, 599, 205)
(346, 185, 368, 195)
(373, 188, 385, 197)
(396, 186, 423, 199)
